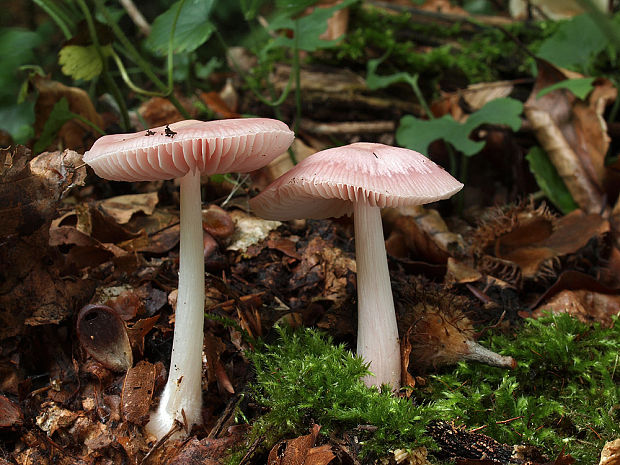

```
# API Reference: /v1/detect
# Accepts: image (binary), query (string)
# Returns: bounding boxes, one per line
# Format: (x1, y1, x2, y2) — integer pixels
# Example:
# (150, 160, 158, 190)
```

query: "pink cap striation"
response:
(83, 118, 294, 181)
(250, 142, 463, 219)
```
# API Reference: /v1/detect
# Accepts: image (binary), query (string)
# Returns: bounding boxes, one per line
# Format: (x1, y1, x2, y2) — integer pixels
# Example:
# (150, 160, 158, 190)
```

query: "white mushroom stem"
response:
(146, 170, 205, 439)
(354, 201, 401, 389)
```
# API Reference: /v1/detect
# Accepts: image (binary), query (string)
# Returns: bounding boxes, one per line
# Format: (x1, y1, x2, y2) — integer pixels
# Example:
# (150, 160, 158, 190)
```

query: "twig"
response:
(140, 420, 183, 465)
(119, 0, 151, 36)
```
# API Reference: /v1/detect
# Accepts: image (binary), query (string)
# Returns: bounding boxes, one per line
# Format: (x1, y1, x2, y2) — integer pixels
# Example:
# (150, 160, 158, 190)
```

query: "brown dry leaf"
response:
(166, 427, 248, 465)
(509, 0, 607, 19)
(599, 439, 620, 465)
(138, 95, 195, 128)
(98, 192, 159, 224)
(35, 402, 79, 436)
(313, 0, 349, 41)
(417, 0, 468, 14)
(121, 360, 156, 425)
(532, 289, 620, 326)
(473, 205, 609, 283)
(445, 258, 483, 285)
(124, 209, 180, 253)
(0, 227, 95, 338)
(268, 424, 333, 465)
(33, 76, 103, 152)
(199, 91, 240, 119)
(0, 146, 86, 238)
(0, 395, 22, 428)
(523, 59, 616, 213)
(461, 81, 515, 112)
(384, 206, 465, 264)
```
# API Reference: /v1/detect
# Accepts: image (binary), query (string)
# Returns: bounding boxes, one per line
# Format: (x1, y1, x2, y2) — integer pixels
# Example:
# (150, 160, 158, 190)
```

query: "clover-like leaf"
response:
(269, 0, 357, 52)
(396, 97, 523, 157)
(397, 114, 484, 156)
(58, 44, 111, 81)
(536, 14, 608, 72)
(145, 0, 215, 55)
(537, 77, 596, 100)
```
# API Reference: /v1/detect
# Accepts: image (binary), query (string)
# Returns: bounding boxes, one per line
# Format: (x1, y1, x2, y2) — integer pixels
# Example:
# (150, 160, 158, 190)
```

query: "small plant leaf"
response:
(58, 44, 111, 81)
(536, 14, 608, 71)
(464, 97, 523, 133)
(397, 114, 484, 156)
(536, 77, 596, 100)
(145, 0, 215, 55)
(34, 97, 75, 154)
(0, 100, 36, 144)
(396, 98, 523, 156)
(269, 0, 357, 52)
(525, 146, 578, 214)
(365, 55, 419, 91)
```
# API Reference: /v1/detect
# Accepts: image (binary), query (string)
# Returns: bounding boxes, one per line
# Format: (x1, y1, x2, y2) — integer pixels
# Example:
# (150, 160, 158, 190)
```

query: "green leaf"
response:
(58, 44, 112, 81)
(464, 97, 523, 133)
(397, 114, 484, 156)
(536, 77, 596, 100)
(0, 100, 36, 144)
(396, 97, 523, 157)
(365, 55, 419, 91)
(33, 97, 75, 154)
(0, 28, 43, 97)
(536, 14, 608, 71)
(145, 0, 215, 55)
(525, 146, 578, 214)
(269, 0, 357, 52)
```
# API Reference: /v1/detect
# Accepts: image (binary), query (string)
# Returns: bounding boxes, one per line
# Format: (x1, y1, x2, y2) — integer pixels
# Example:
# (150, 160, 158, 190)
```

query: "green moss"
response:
(240, 314, 618, 463)
(246, 325, 436, 459)
(324, 4, 555, 85)
(421, 313, 620, 463)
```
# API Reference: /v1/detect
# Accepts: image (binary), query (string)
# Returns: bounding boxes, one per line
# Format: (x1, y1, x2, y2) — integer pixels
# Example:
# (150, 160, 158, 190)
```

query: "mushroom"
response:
(83, 118, 294, 438)
(249, 142, 462, 388)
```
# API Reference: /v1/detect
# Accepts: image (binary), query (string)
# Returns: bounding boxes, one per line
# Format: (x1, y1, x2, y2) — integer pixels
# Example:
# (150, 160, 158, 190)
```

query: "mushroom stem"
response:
(354, 201, 401, 389)
(146, 170, 204, 439)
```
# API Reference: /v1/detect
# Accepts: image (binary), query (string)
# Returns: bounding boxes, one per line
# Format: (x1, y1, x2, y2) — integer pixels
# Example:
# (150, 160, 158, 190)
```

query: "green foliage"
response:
(58, 44, 112, 81)
(247, 315, 618, 463)
(422, 313, 620, 464)
(0, 27, 45, 143)
(365, 53, 419, 91)
(331, 5, 550, 85)
(536, 14, 610, 73)
(33, 97, 104, 154)
(396, 97, 523, 156)
(145, 0, 215, 55)
(267, 0, 357, 53)
(247, 326, 435, 458)
(525, 147, 578, 214)
(537, 77, 596, 100)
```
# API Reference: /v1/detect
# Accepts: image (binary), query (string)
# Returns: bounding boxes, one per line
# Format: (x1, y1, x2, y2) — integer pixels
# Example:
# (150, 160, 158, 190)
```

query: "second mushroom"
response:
(250, 142, 463, 388)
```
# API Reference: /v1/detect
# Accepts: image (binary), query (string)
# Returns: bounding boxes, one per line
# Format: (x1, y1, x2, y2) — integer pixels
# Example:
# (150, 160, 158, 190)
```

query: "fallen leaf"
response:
(33, 75, 103, 152)
(599, 439, 620, 465)
(0, 395, 22, 428)
(268, 424, 333, 465)
(98, 192, 159, 224)
(0, 146, 86, 238)
(121, 360, 156, 425)
(523, 59, 616, 213)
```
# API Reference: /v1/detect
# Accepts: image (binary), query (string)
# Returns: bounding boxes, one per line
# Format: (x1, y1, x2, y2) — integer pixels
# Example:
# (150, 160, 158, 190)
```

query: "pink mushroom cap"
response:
(249, 142, 464, 219)
(83, 118, 294, 182)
